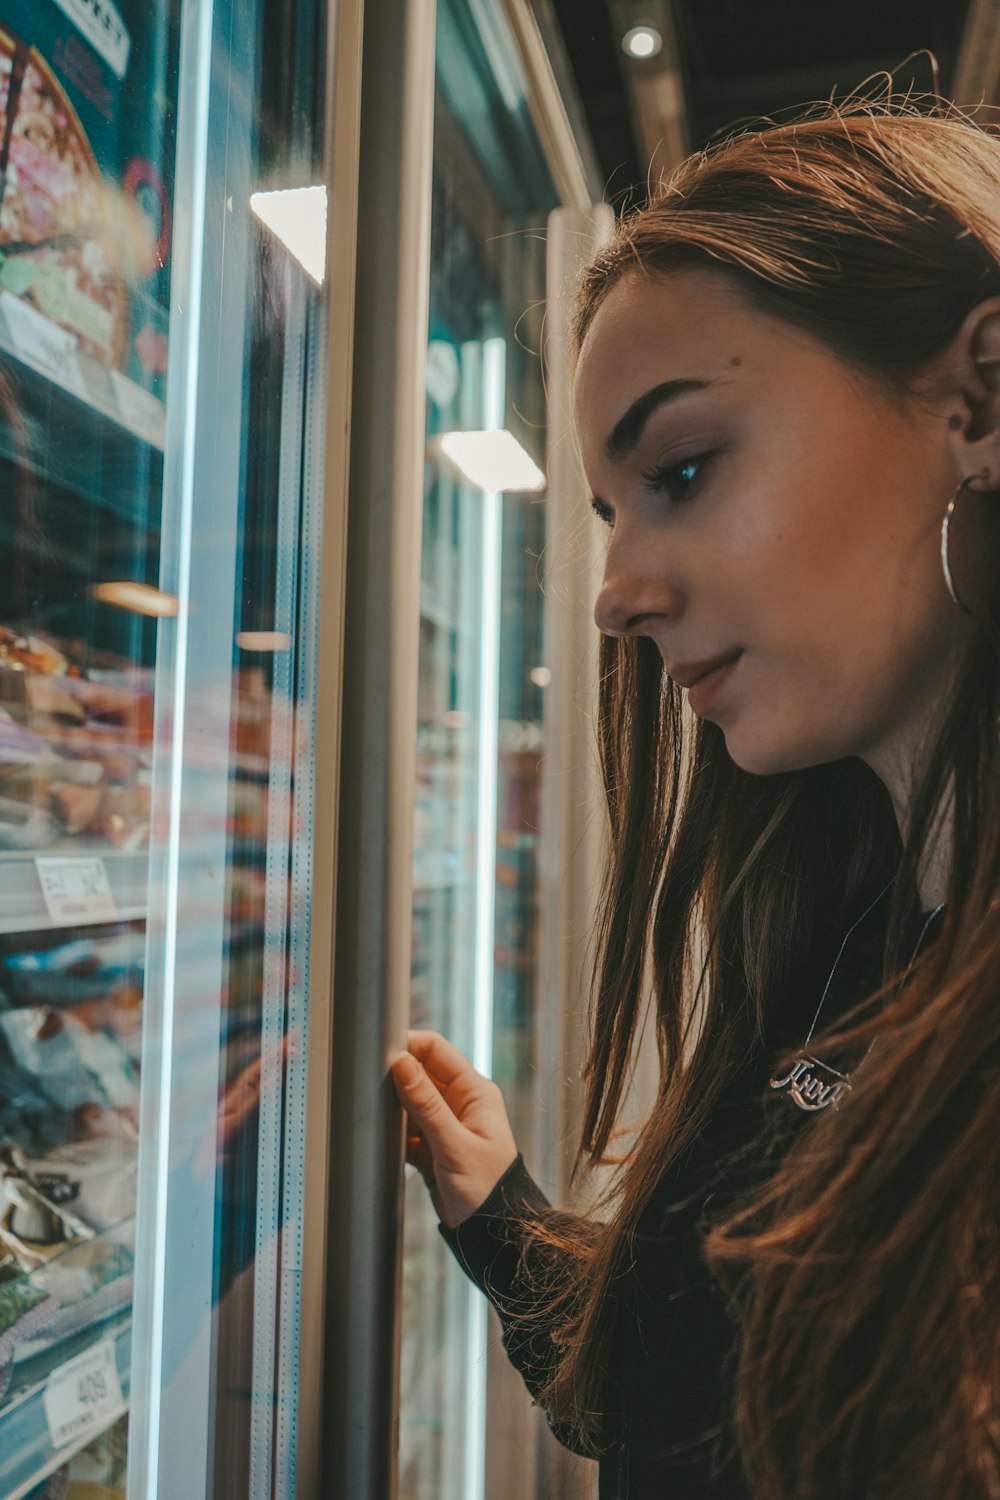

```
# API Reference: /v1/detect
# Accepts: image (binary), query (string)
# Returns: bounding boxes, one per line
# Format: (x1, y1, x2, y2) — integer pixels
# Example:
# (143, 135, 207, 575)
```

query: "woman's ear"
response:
(946, 296, 1000, 490)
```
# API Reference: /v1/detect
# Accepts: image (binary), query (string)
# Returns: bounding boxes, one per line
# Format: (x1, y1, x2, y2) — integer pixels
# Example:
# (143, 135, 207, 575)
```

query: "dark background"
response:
(548, 0, 975, 203)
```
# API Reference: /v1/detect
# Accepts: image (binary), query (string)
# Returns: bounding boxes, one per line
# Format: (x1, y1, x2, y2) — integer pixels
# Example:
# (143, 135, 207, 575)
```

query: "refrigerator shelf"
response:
(0, 853, 147, 936)
(0, 1316, 130, 1500)
(0, 295, 166, 456)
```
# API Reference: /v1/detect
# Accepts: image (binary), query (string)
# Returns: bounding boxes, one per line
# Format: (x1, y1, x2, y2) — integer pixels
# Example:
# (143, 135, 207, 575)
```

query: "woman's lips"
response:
(685, 651, 743, 715)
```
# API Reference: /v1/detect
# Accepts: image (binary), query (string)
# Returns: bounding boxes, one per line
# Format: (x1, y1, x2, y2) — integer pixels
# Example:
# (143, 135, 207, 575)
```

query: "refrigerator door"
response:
(0, 0, 180, 1493)
(0, 0, 355, 1493)
(400, 2, 566, 1497)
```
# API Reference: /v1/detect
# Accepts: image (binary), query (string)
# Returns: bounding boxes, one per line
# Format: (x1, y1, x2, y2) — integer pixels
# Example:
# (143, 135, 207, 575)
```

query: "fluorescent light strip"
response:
(137, 0, 213, 1490)
(93, 581, 180, 617)
(235, 630, 292, 651)
(464, 336, 506, 1500)
(250, 185, 327, 285)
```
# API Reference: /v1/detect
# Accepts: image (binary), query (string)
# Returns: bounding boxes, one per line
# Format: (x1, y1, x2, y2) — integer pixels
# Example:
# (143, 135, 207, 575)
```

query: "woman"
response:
(392, 98, 1000, 1499)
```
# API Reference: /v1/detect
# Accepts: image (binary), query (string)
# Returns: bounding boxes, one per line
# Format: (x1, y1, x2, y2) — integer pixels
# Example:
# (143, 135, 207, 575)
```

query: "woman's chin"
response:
(722, 726, 842, 778)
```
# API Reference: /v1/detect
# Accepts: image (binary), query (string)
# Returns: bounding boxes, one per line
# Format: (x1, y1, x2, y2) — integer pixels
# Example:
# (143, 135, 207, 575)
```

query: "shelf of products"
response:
(0, 855, 147, 935)
(0, 1317, 130, 1500)
(0, 906, 140, 1500)
(0, 0, 174, 1491)
(0, 0, 346, 1481)
(0, 292, 166, 452)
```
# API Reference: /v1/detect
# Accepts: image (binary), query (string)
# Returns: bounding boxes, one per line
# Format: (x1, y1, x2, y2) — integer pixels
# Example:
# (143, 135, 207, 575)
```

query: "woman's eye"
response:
(590, 496, 615, 527)
(641, 451, 714, 503)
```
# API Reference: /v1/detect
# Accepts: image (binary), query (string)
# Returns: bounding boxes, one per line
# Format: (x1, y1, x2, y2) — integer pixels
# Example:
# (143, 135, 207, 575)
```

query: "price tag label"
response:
(1, 292, 88, 402)
(35, 856, 117, 926)
(43, 1337, 124, 1449)
(111, 369, 166, 449)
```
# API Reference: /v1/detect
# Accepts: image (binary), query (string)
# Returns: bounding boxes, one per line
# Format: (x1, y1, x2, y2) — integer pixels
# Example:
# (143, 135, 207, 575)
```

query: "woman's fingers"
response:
(406, 1029, 481, 1086)
(405, 1127, 436, 1184)
(391, 1051, 465, 1156)
(392, 1038, 519, 1228)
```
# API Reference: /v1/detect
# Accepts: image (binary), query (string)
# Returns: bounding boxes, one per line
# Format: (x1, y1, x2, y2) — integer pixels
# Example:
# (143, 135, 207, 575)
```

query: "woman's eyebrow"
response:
(605, 378, 712, 461)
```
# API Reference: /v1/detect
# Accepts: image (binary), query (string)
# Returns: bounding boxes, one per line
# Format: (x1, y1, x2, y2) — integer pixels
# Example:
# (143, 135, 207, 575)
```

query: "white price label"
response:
(1, 292, 88, 401)
(43, 1337, 124, 1450)
(110, 369, 166, 448)
(52, 0, 131, 79)
(35, 857, 117, 926)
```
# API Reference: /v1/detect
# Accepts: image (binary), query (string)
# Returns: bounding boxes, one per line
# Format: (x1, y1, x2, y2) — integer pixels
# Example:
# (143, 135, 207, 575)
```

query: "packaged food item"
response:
(0, 627, 68, 677)
(0, 1006, 138, 1119)
(0, 1274, 60, 1400)
(0, 1139, 135, 1246)
(65, 1411, 127, 1488)
(0, 1229, 132, 1396)
(31, 1235, 131, 1306)
(2, 930, 145, 1009)
(0, 1054, 72, 1155)
(24, 1467, 70, 1500)
(0, 28, 131, 367)
(0, 1144, 96, 1268)
(0, 640, 154, 848)
(0, 1, 174, 401)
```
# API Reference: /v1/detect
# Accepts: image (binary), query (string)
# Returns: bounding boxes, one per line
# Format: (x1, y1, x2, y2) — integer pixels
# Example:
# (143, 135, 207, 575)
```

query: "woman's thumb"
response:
(392, 1053, 459, 1151)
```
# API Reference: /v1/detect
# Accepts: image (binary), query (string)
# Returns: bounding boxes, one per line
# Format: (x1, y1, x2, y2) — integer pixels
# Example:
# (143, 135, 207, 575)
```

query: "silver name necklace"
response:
(769, 885, 945, 1113)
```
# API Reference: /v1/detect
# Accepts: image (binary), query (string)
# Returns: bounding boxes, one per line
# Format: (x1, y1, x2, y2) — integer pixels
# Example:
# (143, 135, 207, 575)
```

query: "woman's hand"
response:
(391, 1029, 518, 1229)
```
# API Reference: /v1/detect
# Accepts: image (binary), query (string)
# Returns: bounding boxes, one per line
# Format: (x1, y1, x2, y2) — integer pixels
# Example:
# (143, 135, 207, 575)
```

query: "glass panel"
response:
(130, 0, 332, 1494)
(0, 0, 333, 1495)
(0, 0, 178, 1492)
(400, 2, 557, 1497)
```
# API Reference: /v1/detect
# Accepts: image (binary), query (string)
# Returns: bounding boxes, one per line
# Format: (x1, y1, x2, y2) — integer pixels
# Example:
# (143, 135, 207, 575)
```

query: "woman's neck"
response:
(868, 753, 952, 911)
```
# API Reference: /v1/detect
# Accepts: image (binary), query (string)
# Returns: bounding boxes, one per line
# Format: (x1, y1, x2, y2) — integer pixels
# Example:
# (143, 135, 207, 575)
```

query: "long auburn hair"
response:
(526, 98, 1000, 1498)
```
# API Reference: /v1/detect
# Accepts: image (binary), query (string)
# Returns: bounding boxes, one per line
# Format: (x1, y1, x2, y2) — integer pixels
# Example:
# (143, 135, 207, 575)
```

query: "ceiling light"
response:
(92, 582, 180, 617)
(432, 430, 546, 493)
(236, 631, 292, 652)
(622, 24, 663, 59)
(250, 185, 327, 285)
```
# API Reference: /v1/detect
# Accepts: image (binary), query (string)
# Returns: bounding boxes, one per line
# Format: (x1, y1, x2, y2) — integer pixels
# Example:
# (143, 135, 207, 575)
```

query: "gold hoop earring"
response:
(940, 473, 987, 617)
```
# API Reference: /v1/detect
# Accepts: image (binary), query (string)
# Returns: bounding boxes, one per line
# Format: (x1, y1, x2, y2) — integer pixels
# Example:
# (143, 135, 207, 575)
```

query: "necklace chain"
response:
(769, 885, 945, 1112)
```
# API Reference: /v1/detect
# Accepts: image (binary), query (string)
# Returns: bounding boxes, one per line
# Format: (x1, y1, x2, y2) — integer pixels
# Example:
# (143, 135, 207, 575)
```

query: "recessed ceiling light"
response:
(236, 631, 292, 652)
(432, 429, 546, 493)
(250, 185, 327, 285)
(92, 581, 180, 617)
(622, 24, 663, 59)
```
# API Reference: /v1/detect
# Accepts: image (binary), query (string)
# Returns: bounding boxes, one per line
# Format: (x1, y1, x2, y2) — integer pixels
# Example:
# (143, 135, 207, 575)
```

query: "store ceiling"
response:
(547, 0, 975, 204)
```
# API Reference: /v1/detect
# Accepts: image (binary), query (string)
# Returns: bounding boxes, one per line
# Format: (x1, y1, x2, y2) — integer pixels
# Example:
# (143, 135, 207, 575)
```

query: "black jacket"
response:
(441, 895, 938, 1498)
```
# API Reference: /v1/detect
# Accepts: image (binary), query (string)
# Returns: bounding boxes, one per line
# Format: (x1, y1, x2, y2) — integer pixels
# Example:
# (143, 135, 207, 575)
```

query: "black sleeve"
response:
(437, 1154, 594, 1458)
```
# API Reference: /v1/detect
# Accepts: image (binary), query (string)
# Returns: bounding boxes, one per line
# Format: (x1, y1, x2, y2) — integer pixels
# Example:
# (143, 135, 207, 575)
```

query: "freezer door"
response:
(0, 0, 355, 1493)
(128, 0, 357, 1496)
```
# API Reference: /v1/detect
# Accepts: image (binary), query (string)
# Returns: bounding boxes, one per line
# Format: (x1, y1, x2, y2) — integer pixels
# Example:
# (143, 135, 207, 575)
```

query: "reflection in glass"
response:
(0, 0, 331, 1493)
(401, 2, 557, 1496)
(0, 0, 176, 1493)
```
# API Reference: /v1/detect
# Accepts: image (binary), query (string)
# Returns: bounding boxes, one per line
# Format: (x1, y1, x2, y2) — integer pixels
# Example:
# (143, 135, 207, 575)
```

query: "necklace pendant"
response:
(769, 1055, 850, 1112)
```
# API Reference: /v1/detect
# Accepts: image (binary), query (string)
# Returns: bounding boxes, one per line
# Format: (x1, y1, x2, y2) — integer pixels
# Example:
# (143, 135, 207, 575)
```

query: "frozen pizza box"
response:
(0, 0, 176, 400)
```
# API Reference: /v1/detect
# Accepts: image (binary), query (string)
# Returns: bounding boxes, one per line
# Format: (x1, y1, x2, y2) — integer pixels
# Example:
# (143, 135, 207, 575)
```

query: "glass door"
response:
(0, 0, 352, 1492)
(400, 2, 562, 1496)
(0, 0, 178, 1492)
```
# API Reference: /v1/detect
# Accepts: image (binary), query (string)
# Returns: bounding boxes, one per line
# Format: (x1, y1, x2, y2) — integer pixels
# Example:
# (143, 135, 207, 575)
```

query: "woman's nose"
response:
(593, 531, 682, 637)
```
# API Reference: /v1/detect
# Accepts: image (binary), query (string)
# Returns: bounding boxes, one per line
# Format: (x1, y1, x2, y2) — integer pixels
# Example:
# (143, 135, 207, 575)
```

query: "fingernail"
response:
(393, 1053, 418, 1084)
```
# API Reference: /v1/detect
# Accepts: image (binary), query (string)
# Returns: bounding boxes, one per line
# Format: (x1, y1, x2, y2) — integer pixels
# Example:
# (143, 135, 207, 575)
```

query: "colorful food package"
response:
(0, 0, 175, 399)
(0, 1006, 138, 1120)
(0, 1053, 73, 1155)
(0, 631, 154, 848)
(2, 929, 144, 1011)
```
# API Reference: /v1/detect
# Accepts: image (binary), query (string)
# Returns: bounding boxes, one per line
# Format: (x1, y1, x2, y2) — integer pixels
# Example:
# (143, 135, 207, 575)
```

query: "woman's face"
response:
(575, 267, 981, 784)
